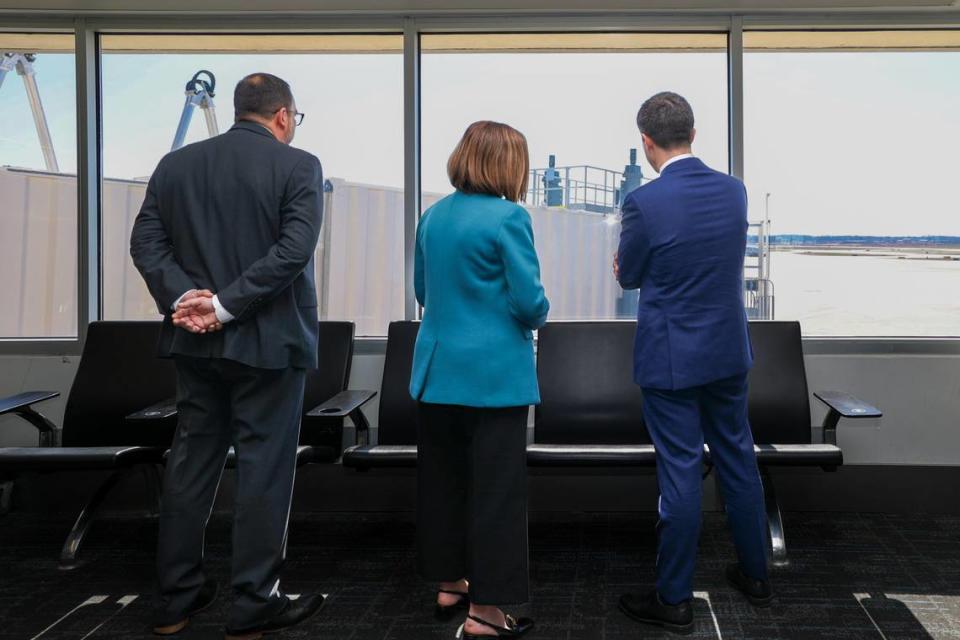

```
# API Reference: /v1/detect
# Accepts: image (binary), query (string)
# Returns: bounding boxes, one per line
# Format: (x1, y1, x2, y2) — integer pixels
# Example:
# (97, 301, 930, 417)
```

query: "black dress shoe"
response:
(725, 563, 774, 607)
(434, 589, 469, 621)
(618, 590, 693, 634)
(153, 579, 219, 635)
(224, 593, 325, 640)
(462, 613, 534, 638)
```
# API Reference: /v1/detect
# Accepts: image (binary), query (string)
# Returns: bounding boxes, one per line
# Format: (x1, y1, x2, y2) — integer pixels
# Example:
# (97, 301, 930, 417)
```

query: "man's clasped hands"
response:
(172, 289, 224, 334)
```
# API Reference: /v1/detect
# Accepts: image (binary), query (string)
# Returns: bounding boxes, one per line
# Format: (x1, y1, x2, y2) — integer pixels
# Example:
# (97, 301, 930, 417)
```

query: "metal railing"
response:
(745, 278, 775, 320)
(745, 219, 775, 319)
(528, 164, 625, 213)
(528, 162, 775, 320)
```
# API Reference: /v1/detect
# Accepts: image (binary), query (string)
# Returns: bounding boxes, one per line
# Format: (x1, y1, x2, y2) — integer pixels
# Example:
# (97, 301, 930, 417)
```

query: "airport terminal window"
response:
(744, 31, 960, 337)
(0, 33, 78, 339)
(99, 34, 404, 336)
(420, 33, 729, 321)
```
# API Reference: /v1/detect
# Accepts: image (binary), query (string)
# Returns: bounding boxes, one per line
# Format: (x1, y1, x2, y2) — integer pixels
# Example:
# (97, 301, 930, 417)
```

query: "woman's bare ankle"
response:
(437, 578, 469, 606)
(465, 604, 506, 634)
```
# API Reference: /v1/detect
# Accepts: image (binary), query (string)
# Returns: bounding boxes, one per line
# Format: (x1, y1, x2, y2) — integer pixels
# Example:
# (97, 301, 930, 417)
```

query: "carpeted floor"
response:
(1, 511, 958, 639)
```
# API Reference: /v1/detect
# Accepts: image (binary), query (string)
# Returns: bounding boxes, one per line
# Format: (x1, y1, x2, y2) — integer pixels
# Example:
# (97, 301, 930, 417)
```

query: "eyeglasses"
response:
(276, 107, 305, 126)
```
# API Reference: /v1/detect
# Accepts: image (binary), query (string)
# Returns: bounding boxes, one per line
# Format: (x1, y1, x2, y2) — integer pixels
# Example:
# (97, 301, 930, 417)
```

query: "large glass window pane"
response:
(745, 30, 960, 337)
(0, 33, 77, 338)
(100, 34, 404, 336)
(421, 33, 729, 321)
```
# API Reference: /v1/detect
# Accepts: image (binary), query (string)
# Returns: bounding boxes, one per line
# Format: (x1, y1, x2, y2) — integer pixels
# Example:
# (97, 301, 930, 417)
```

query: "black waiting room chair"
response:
(742, 321, 881, 565)
(341, 320, 420, 469)
(301, 321, 377, 462)
(528, 322, 654, 467)
(0, 321, 176, 569)
(129, 321, 378, 468)
(0, 321, 377, 569)
(528, 321, 881, 566)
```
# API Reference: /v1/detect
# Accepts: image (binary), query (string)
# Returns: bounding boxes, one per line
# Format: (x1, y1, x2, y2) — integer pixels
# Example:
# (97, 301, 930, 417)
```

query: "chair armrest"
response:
(0, 391, 59, 416)
(814, 391, 882, 445)
(814, 391, 882, 419)
(126, 397, 178, 421)
(306, 390, 377, 447)
(0, 391, 60, 446)
(306, 390, 377, 418)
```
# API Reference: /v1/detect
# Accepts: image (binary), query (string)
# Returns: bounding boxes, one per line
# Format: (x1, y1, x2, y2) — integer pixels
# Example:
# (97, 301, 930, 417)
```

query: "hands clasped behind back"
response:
(173, 289, 223, 334)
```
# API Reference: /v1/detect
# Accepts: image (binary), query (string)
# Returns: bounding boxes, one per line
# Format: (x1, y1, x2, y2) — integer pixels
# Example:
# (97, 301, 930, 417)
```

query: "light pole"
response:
(764, 191, 772, 267)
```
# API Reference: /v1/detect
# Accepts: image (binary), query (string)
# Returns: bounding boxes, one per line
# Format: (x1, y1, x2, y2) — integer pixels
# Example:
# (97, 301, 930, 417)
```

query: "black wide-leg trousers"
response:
(416, 401, 530, 606)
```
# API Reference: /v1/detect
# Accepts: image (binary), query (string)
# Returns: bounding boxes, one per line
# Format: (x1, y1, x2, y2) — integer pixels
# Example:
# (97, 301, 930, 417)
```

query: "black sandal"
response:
(435, 589, 469, 620)
(462, 613, 534, 638)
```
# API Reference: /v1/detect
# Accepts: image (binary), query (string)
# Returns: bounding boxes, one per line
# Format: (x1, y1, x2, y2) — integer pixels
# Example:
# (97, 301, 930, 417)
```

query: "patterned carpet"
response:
(0, 511, 958, 639)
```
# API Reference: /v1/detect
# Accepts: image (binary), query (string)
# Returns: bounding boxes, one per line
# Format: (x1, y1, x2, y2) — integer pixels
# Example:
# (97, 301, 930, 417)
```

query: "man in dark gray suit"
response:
(130, 72, 324, 639)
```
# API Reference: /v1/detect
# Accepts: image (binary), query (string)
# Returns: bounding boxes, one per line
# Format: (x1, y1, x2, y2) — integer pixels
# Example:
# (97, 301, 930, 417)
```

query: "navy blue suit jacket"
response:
(617, 157, 752, 390)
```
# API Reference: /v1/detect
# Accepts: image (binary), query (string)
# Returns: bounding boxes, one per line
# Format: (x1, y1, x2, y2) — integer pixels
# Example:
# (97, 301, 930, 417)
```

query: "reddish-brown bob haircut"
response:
(447, 121, 530, 203)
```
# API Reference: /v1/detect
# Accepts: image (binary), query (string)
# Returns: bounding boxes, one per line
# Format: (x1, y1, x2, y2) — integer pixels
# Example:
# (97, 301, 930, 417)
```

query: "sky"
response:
(2, 47, 959, 236)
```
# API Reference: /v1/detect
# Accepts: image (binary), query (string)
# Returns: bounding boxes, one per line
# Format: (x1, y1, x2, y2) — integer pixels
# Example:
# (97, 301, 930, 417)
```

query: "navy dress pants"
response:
(641, 372, 768, 604)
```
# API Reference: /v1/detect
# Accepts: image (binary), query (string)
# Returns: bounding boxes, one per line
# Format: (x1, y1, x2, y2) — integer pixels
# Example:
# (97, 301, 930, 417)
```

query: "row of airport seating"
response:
(0, 320, 880, 569)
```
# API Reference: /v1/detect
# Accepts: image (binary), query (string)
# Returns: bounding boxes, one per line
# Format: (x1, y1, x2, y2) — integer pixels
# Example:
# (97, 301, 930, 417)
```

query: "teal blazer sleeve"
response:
(498, 206, 550, 330)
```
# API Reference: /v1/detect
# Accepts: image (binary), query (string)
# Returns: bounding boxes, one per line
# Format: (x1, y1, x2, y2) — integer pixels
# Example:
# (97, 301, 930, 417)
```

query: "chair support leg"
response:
(59, 469, 127, 570)
(143, 464, 163, 516)
(0, 480, 13, 515)
(760, 467, 789, 567)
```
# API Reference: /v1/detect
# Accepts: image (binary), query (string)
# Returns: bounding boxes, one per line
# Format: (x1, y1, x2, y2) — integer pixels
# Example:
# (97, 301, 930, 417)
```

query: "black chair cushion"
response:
(377, 322, 420, 446)
(535, 322, 650, 445)
(751, 444, 842, 467)
(341, 444, 417, 468)
(528, 443, 841, 468)
(0, 446, 165, 471)
(223, 446, 316, 468)
(527, 443, 657, 467)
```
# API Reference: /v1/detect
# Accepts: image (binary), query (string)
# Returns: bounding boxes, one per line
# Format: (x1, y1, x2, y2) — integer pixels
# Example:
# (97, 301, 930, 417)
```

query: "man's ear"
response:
(272, 108, 287, 130)
(689, 127, 697, 145)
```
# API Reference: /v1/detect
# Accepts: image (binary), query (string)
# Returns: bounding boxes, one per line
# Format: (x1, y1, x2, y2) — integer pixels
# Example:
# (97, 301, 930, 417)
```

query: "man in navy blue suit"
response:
(615, 92, 773, 633)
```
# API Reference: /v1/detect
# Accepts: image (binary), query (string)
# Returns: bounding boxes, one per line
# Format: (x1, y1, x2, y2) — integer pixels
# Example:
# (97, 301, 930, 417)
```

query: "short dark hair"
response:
(234, 72, 294, 121)
(636, 92, 695, 150)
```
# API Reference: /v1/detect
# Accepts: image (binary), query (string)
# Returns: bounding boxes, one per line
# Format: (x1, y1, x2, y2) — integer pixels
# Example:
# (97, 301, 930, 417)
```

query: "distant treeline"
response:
(756, 235, 960, 247)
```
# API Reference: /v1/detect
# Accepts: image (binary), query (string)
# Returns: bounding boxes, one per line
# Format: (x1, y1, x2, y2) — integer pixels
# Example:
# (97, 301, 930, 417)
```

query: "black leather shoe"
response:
(726, 564, 774, 607)
(224, 593, 325, 640)
(618, 590, 694, 634)
(153, 579, 219, 635)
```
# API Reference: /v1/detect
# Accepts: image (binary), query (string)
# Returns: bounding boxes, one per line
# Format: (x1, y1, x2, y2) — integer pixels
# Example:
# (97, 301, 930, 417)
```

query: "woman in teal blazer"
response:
(411, 121, 548, 640)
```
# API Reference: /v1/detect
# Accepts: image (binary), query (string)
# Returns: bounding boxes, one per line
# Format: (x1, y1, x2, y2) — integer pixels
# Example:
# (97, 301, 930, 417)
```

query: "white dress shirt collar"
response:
(659, 153, 694, 174)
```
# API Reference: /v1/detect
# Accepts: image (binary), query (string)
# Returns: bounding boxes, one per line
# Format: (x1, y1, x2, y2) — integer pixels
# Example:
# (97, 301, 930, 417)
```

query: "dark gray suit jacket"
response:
(130, 120, 323, 370)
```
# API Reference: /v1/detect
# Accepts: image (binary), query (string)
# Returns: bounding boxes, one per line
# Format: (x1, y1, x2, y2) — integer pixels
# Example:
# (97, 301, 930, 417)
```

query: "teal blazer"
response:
(410, 191, 550, 407)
